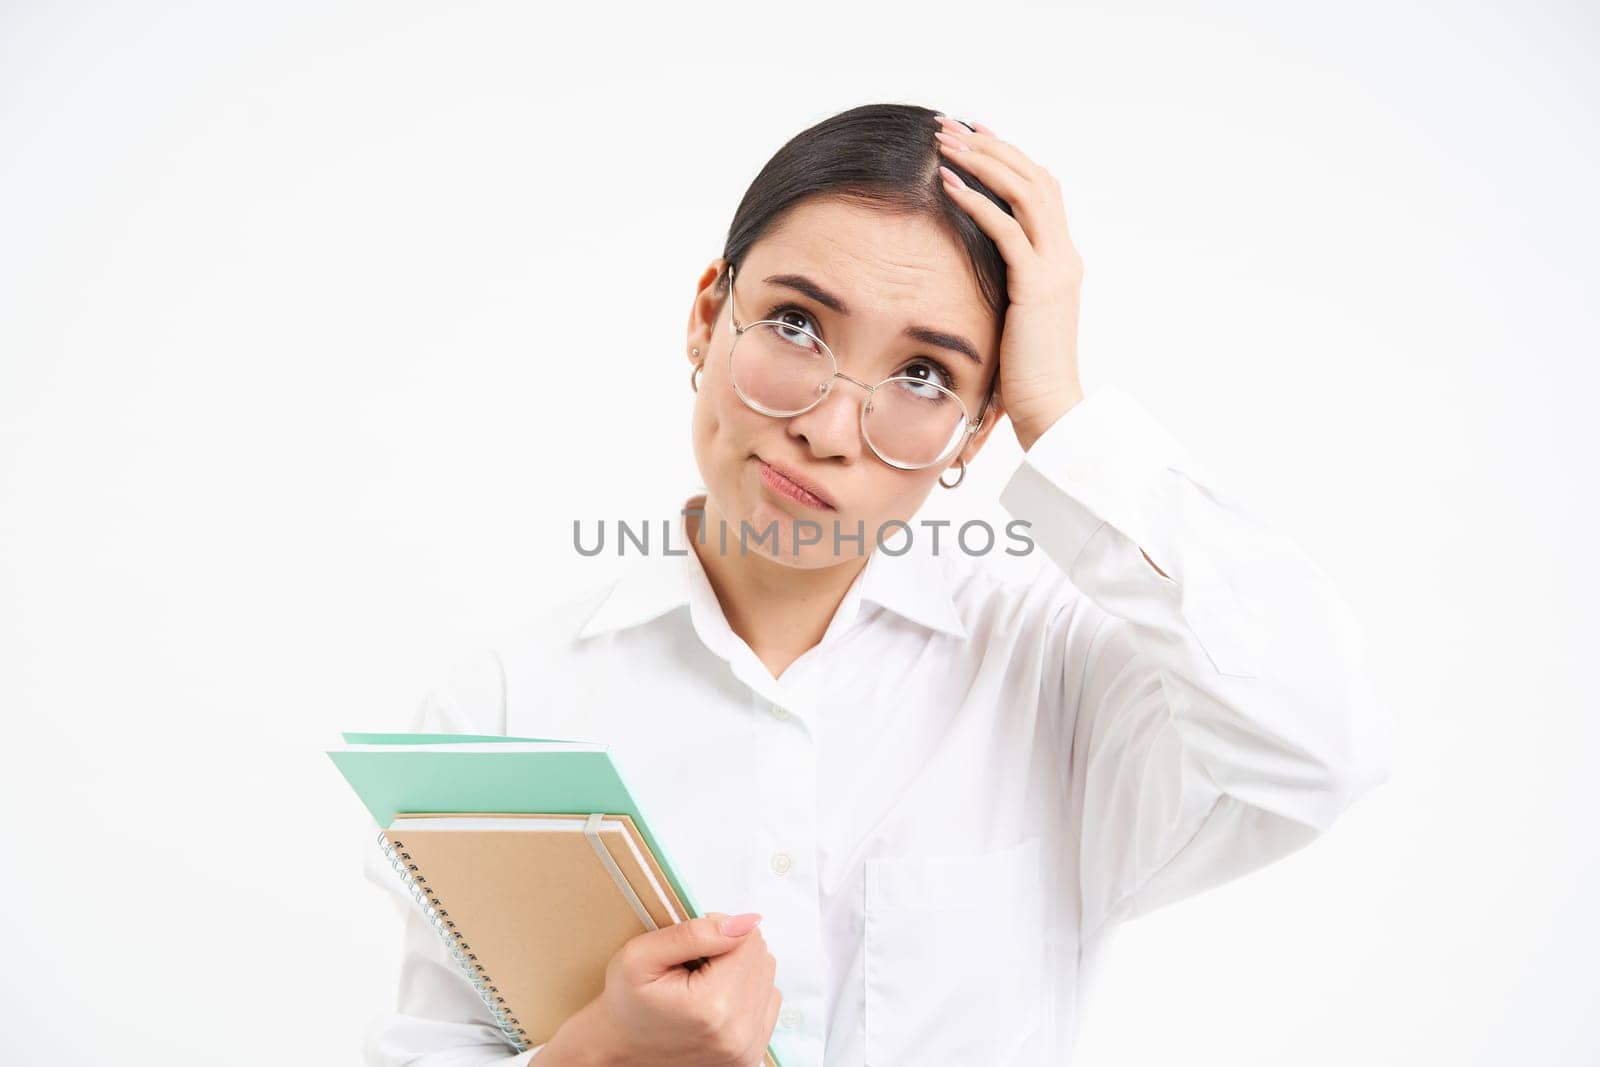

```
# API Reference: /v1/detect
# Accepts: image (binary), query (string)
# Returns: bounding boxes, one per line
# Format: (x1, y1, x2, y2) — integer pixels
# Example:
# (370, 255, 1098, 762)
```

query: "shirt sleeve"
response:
(996, 386, 1392, 940)
(360, 644, 551, 1066)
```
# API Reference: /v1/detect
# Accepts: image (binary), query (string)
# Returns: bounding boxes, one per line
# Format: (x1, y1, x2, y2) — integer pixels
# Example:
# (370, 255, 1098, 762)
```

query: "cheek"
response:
(809, 472, 938, 566)
(858, 468, 937, 528)
(690, 381, 764, 484)
(691, 384, 735, 449)
(688, 395, 716, 478)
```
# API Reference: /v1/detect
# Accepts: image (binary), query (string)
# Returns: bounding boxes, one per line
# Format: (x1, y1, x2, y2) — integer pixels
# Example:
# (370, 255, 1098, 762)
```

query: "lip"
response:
(755, 457, 837, 510)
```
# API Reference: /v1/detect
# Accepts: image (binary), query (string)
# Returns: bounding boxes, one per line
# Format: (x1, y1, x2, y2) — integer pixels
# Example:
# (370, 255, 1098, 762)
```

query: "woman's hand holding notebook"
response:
(328, 731, 784, 1066)
(538, 910, 780, 1066)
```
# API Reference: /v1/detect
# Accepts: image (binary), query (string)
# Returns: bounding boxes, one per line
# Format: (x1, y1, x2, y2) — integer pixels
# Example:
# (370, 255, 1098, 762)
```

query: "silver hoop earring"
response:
(938, 457, 966, 489)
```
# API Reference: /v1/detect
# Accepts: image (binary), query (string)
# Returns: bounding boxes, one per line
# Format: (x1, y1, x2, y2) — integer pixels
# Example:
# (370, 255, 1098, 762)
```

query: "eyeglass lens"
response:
(730, 320, 969, 468)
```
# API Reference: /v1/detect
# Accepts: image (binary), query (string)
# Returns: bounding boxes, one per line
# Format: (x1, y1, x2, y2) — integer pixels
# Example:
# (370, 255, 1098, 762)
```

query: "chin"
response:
(722, 487, 851, 566)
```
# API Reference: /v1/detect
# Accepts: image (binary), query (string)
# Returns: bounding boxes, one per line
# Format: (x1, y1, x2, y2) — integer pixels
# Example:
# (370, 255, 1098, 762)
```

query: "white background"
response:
(2, 1, 1596, 1063)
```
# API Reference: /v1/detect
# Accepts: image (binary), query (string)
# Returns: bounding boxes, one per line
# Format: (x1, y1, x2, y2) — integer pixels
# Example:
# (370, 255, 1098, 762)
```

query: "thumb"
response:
(629, 911, 763, 976)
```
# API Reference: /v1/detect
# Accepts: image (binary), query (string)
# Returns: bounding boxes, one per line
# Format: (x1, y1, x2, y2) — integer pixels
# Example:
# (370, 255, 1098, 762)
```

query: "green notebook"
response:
(329, 731, 699, 917)
(329, 731, 785, 1067)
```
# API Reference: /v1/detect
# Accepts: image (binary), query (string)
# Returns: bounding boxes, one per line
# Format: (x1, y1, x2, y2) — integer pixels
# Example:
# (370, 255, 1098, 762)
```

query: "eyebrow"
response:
(762, 272, 985, 366)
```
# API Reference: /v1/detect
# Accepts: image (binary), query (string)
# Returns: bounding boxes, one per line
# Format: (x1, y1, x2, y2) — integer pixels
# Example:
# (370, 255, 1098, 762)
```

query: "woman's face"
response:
(685, 196, 1005, 570)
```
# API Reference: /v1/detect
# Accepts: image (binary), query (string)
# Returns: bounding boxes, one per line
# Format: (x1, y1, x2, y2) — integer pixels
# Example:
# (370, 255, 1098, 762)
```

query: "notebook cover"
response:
(385, 812, 781, 1066)
(385, 812, 681, 1044)
(327, 742, 698, 915)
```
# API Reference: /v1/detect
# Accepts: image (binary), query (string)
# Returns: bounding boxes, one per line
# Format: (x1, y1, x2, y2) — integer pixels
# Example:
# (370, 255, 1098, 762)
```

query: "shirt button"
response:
(770, 850, 792, 875)
(769, 703, 791, 721)
(778, 1005, 802, 1029)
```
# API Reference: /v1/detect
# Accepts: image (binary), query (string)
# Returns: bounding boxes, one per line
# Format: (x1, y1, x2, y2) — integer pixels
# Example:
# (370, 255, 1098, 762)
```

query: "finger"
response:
(759, 944, 777, 988)
(935, 123, 1074, 253)
(728, 926, 772, 973)
(935, 137, 1062, 251)
(761, 986, 783, 1046)
(938, 165, 1035, 266)
(633, 914, 762, 976)
(936, 115, 1053, 189)
(935, 113, 977, 134)
(744, 946, 777, 1021)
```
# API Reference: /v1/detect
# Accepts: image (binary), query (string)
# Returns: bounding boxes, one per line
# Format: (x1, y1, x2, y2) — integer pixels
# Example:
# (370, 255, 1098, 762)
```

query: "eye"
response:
(892, 358, 958, 402)
(766, 304, 822, 349)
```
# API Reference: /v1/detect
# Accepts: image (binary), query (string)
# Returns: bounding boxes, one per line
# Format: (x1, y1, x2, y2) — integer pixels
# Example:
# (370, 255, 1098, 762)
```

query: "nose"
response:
(786, 373, 867, 461)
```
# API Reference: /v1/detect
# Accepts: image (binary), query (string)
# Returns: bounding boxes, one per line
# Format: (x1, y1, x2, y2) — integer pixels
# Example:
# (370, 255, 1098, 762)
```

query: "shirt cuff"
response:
(998, 385, 1204, 581)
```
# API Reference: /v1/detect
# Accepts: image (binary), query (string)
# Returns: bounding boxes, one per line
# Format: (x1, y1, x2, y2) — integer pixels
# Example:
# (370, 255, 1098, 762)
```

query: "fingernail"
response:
(719, 912, 762, 936)
(933, 130, 969, 152)
(938, 164, 966, 187)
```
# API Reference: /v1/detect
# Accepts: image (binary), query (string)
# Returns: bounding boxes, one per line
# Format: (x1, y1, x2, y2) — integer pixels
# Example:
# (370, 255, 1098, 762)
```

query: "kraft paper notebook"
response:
(329, 733, 783, 1067)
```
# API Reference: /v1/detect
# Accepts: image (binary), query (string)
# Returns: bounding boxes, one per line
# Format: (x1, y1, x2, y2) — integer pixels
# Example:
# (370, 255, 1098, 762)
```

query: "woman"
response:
(362, 103, 1389, 1066)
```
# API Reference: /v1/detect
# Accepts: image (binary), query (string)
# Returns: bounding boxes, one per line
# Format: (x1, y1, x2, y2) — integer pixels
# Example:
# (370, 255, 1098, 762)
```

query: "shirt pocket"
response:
(863, 833, 1047, 1065)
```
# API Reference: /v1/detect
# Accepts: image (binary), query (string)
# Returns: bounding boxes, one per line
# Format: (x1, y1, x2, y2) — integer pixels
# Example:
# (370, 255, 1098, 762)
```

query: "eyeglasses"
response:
(721, 262, 992, 471)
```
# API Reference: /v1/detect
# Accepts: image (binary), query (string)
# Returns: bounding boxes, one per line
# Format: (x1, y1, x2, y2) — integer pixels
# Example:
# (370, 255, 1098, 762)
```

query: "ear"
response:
(953, 388, 1006, 470)
(685, 258, 728, 370)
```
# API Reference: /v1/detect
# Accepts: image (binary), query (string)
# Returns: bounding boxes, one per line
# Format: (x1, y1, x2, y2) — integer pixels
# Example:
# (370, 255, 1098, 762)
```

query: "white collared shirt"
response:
(359, 386, 1390, 1067)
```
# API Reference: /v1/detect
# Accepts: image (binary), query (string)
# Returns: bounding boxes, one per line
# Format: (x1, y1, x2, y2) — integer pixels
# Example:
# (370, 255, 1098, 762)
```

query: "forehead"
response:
(748, 196, 994, 339)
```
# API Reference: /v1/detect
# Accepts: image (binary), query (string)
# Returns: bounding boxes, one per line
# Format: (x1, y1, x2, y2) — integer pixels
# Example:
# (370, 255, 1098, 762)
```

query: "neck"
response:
(686, 493, 868, 682)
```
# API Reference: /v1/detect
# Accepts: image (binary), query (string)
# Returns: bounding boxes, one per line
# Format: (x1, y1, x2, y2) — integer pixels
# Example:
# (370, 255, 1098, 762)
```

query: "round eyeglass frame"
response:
(720, 262, 992, 471)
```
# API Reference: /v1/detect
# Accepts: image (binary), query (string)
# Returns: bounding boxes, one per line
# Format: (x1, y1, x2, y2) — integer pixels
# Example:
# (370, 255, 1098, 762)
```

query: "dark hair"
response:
(718, 102, 1014, 396)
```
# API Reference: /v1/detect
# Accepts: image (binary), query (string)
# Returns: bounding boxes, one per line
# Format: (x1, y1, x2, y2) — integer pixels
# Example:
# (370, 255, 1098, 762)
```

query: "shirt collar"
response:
(575, 492, 969, 643)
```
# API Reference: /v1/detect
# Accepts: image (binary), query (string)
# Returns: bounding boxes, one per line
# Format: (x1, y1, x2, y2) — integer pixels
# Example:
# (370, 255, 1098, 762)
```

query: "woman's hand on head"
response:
(933, 115, 1086, 453)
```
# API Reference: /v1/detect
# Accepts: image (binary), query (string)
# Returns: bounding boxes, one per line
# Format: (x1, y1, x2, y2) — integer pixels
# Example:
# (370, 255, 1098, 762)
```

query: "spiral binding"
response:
(378, 830, 531, 1052)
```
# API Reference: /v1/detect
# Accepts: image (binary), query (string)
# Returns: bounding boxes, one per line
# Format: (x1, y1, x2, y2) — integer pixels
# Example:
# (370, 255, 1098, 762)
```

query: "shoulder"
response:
(939, 536, 1084, 642)
(494, 575, 620, 662)
(411, 574, 622, 736)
